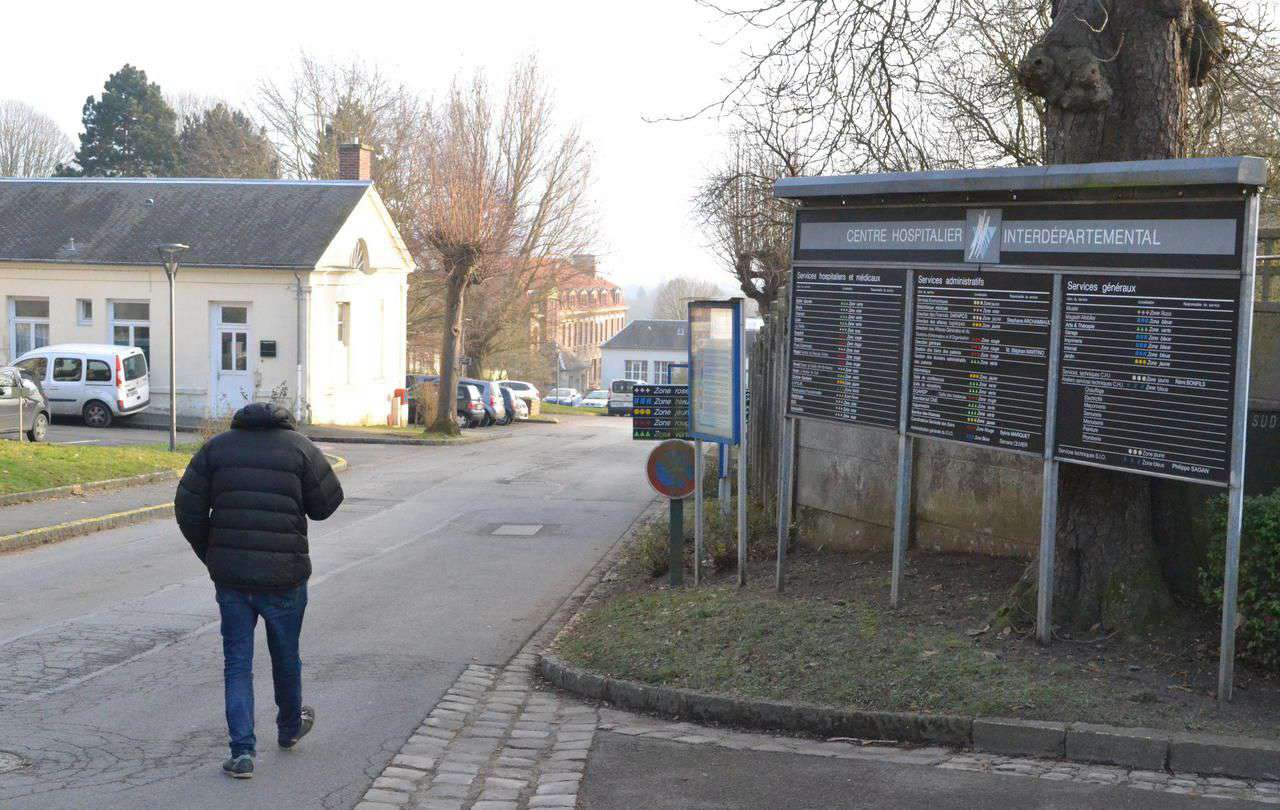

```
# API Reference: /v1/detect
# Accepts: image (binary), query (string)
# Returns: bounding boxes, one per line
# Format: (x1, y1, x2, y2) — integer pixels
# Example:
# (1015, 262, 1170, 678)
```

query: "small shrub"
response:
(1199, 489, 1280, 672)
(631, 494, 776, 579)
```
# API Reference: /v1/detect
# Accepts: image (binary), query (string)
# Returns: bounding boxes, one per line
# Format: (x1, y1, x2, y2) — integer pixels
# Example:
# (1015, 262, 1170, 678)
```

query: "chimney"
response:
(571, 254, 596, 277)
(338, 141, 373, 181)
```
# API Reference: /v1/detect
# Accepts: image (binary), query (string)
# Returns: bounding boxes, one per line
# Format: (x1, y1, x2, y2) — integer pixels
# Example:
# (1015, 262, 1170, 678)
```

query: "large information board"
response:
(788, 267, 906, 428)
(1054, 275, 1240, 484)
(688, 301, 740, 443)
(908, 271, 1052, 453)
(632, 384, 689, 440)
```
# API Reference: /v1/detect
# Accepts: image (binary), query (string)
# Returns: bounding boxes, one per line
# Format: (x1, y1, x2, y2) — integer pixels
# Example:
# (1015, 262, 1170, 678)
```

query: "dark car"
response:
(461, 378, 507, 426)
(0, 366, 50, 442)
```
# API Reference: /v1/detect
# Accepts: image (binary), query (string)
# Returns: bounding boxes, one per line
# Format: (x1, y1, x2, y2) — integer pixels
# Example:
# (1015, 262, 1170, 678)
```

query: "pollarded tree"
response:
(58, 64, 178, 177)
(695, 132, 796, 319)
(415, 63, 594, 434)
(0, 100, 72, 176)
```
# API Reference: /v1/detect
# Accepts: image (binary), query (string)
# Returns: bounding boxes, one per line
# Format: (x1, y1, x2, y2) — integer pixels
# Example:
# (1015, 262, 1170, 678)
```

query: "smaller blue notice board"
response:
(688, 299, 742, 444)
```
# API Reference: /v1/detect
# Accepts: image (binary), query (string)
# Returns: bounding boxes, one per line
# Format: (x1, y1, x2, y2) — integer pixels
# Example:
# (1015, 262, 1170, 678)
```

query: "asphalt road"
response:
(0, 415, 649, 809)
(582, 734, 1265, 809)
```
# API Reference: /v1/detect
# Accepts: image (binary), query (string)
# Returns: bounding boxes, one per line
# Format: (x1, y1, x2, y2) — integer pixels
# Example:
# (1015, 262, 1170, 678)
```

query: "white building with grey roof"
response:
(0, 143, 414, 425)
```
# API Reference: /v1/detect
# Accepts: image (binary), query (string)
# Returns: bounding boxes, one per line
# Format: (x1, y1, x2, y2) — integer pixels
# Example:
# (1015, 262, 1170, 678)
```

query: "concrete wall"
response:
(795, 418, 1043, 557)
(1251, 304, 1280, 408)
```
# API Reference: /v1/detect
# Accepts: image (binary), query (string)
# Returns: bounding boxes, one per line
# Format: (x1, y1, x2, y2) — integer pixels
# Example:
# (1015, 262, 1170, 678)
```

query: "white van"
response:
(607, 378, 645, 416)
(14, 344, 150, 427)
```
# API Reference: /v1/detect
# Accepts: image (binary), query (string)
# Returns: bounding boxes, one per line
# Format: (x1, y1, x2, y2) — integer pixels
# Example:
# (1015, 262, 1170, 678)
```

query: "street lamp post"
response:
(156, 243, 190, 452)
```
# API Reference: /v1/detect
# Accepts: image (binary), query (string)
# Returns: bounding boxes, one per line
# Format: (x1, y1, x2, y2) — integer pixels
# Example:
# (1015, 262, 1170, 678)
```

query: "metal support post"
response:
(737, 304, 748, 588)
(694, 438, 705, 585)
(1219, 192, 1260, 703)
(775, 416, 796, 591)
(718, 443, 730, 514)
(1036, 274, 1065, 644)
(669, 496, 685, 587)
(16, 383, 23, 443)
(890, 271, 917, 608)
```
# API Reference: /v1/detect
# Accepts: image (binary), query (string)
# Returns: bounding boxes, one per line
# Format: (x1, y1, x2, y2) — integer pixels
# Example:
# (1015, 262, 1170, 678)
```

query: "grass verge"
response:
(541, 402, 606, 416)
(555, 534, 1280, 739)
(0, 441, 194, 496)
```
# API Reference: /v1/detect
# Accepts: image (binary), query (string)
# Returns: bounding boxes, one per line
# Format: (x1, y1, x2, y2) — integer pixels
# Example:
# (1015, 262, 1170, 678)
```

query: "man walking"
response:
(174, 402, 344, 779)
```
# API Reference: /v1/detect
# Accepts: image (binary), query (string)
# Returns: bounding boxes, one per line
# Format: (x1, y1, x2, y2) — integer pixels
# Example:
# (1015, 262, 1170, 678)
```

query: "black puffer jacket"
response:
(175, 403, 344, 591)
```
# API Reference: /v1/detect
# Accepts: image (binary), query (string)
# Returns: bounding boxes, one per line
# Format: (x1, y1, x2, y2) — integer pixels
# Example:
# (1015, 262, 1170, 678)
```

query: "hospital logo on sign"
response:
(965, 209, 1002, 264)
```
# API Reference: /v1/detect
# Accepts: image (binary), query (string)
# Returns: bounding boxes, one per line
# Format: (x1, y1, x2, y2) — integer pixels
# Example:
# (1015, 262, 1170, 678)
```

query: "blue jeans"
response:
(215, 583, 308, 757)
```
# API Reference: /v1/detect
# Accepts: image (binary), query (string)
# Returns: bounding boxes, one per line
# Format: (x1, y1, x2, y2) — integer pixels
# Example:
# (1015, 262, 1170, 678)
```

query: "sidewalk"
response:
(122, 411, 518, 445)
(0, 480, 177, 537)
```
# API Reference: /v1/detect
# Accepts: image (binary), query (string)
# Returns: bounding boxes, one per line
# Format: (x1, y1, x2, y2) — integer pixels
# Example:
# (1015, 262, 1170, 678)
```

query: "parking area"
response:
(42, 417, 174, 447)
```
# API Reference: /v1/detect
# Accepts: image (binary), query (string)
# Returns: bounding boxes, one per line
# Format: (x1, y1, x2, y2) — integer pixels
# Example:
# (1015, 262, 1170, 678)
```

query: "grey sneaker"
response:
(279, 705, 315, 750)
(222, 754, 254, 779)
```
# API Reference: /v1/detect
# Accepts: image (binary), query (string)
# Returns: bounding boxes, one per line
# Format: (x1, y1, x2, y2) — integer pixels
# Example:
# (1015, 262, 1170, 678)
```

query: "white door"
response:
(210, 305, 252, 416)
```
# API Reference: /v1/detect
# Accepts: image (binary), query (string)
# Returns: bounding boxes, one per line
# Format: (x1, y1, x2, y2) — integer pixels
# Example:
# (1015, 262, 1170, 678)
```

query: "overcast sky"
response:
(1, 0, 746, 290)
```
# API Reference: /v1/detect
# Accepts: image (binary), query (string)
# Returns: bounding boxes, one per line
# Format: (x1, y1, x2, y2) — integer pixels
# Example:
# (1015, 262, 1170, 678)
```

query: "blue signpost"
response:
(646, 439, 697, 586)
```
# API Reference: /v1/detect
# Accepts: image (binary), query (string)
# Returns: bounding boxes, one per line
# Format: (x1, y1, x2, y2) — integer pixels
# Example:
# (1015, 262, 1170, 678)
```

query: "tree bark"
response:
(432, 270, 469, 435)
(1015, 0, 1222, 632)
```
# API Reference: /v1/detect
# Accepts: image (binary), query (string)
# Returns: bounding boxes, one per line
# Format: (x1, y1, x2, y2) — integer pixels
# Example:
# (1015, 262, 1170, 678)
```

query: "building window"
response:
(220, 305, 248, 324)
(654, 361, 674, 384)
(624, 359, 648, 381)
(10, 297, 50, 359)
(77, 299, 93, 325)
(337, 302, 350, 346)
(110, 300, 151, 364)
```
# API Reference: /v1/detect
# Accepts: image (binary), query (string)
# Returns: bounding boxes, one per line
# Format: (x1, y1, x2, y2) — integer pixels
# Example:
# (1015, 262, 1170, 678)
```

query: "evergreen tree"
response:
(177, 103, 280, 178)
(58, 64, 178, 177)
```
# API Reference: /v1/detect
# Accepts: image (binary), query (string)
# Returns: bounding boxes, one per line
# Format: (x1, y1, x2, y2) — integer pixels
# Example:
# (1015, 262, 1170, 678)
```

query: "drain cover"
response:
(493, 524, 543, 536)
(0, 751, 26, 773)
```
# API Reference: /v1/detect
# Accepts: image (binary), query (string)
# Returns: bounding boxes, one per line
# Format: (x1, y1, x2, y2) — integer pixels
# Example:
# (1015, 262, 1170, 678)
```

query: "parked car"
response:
(499, 380, 540, 413)
(607, 378, 644, 416)
(545, 387, 581, 406)
(458, 383, 486, 428)
(499, 386, 529, 423)
(14, 344, 149, 427)
(0, 366, 50, 441)
(405, 374, 487, 428)
(461, 378, 507, 426)
(580, 389, 609, 409)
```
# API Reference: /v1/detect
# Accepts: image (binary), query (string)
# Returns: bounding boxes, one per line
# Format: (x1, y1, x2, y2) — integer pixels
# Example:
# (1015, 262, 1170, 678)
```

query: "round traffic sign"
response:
(646, 439, 696, 499)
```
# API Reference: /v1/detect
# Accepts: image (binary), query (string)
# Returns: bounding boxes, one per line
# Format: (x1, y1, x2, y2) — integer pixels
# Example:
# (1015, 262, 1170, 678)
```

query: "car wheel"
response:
(83, 400, 113, 428)
(27, 412, 49, 442)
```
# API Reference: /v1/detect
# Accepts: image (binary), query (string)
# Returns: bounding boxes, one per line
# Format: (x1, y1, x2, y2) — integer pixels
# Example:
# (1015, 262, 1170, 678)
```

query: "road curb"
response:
(538, 525, 1280, 782)
(0, 468, 181, 508)
(0, 504, 173, 554)
(305, 431, 515, 447)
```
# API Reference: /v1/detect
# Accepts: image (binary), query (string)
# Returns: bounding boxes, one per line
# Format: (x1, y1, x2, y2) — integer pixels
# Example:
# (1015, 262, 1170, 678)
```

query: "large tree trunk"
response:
(433, 271, 469, 435)
(1014, 0, 1222, 632)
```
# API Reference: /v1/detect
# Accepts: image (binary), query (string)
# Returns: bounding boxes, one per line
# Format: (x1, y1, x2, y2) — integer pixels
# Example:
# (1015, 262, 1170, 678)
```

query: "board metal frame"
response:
(777, 162, 1262, 703)
(688, 299, 743, 445)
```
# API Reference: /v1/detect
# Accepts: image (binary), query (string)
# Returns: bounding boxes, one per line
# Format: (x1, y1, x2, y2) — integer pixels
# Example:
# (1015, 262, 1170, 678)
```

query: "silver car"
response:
(0, 366, 50, 442)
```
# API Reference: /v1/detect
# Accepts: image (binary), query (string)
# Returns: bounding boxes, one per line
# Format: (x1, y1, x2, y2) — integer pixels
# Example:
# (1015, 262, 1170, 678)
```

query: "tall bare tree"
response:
(704, 0, 1278, 633)
(651, 276, 725, 320)
(0, 100, 72, 177)
(257, 54, 428, 234)
(415, 63, 594, 433)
